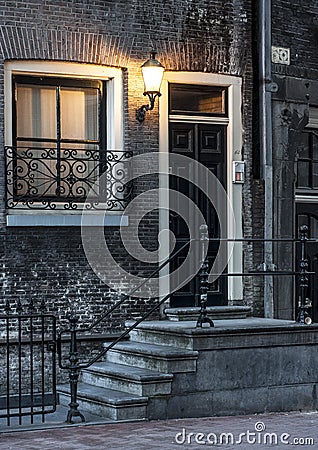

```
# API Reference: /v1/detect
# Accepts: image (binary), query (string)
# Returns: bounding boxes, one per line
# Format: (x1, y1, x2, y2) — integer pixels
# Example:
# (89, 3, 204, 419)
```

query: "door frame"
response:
(159, 72, 243, 313)
(295, 201, 318, 322)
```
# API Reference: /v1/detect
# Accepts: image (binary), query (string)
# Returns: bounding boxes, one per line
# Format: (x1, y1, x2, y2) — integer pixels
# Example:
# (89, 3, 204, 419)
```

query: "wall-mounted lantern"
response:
(136, 51, 165, 122)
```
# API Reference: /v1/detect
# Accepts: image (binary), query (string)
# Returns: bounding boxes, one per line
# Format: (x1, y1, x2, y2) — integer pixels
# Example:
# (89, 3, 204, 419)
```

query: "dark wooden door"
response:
(169, 122, 227, 307)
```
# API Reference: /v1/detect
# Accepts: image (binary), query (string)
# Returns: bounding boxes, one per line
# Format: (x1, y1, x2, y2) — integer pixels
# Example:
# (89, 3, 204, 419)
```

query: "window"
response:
(13, 75, 104, 201)
(5, 61, 128, 218)
(169, 84, 227, 116)
(296, 130, 318, 190)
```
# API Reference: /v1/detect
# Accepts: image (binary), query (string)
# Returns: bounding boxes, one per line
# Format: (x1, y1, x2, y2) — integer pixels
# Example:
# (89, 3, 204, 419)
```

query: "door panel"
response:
(170, 126, 194, 153)
(169, 122, 227, 307)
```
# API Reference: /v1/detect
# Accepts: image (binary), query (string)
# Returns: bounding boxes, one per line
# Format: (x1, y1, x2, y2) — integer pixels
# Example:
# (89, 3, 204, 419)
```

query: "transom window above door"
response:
(169, 83, 227, 116)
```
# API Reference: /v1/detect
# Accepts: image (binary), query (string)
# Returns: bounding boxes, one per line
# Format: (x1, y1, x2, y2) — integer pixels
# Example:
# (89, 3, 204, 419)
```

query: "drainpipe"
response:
(259, 0, 274, 318)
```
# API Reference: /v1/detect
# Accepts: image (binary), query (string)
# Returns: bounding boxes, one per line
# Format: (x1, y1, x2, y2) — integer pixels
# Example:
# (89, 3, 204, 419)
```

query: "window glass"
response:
(298, 132, 309, 158)
(298, 214, 309, 228)
(311, 216, 318, 238)
(313, 134, 318, 160)
(16, 85, 56, 139)
(297, 161, 310, 188)
(296, 130, 318, 190)
(60, 87, 99, 141)
(313, 162, 318, 188)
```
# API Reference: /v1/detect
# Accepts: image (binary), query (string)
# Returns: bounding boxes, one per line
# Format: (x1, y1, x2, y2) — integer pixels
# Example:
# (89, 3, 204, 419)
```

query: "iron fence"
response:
(0, 296, 57, 427)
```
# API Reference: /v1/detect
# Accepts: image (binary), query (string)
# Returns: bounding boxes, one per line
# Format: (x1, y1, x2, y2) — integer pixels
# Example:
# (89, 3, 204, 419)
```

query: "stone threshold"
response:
(164, 306, 251, 321)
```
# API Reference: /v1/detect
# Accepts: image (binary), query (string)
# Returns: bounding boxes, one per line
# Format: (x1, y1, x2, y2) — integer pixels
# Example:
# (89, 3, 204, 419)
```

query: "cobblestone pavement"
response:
(0, 411, 318, 450)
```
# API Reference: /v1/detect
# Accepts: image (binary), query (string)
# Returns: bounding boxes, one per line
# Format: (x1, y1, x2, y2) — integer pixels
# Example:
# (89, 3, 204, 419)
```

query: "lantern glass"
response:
(142, 66, 164, 92)
(141, 54, 164, 93)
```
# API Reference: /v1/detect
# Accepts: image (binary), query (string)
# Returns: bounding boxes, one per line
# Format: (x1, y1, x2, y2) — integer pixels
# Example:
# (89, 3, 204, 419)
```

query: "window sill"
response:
(6, 214, 128, 227)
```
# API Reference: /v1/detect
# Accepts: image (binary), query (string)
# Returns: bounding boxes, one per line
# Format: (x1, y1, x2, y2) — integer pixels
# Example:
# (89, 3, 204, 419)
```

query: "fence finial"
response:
(196, 224, 214, 328)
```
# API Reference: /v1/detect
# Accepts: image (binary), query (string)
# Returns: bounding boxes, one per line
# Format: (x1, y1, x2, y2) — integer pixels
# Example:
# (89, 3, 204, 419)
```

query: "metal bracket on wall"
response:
(265, 81, 279, 93)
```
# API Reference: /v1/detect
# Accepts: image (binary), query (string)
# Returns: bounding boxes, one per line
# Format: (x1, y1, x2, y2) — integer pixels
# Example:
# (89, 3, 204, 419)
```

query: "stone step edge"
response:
(57, 383, 148, 407)
(154, 306, 252, 321)
(83, 362, 174, 383)
(104, 341, 199, 359)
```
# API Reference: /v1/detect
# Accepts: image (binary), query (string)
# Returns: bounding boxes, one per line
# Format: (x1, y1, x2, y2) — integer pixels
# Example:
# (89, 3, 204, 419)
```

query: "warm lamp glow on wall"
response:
(136, 51, 165, 122)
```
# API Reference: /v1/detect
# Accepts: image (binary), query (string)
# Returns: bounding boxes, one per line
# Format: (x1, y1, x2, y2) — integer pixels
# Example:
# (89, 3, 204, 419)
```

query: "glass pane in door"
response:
(16, 84, 56, 140)
(16, 84, 57, 197)
(60, 87, 100, 197)
(60, 87, 99, 141)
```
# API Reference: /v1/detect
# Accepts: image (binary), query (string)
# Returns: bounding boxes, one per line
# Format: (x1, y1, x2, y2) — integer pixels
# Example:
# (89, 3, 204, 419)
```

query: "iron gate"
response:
(0, 298, 57, 427)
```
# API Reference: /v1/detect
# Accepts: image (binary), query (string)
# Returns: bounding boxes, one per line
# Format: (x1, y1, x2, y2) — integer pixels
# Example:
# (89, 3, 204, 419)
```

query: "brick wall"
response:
(272, 0, 318, 79)
(0, 0, 256, 328)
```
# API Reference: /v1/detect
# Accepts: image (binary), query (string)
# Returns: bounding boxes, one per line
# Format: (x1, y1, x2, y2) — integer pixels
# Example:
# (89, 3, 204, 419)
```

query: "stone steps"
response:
(128, 324, 194, 350)
(57, 334, 198, 422)
(105, 341, 198, 373)
(82, 361, 173, 396)
(127, 306, 252, 351)
(57, 382, 148, 421)
(57, 318, 318, 421)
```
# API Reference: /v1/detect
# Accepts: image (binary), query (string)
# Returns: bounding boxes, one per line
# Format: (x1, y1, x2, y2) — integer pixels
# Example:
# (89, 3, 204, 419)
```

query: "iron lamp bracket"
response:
(136, 91, 161, 122)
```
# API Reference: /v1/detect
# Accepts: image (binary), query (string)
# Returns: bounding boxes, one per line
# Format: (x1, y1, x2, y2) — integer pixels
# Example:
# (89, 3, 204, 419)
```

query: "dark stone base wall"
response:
(137, 320, 318, 419)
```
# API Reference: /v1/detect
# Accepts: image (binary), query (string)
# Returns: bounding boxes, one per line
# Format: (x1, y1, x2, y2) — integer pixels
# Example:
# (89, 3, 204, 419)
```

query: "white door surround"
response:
(159, 71, 243, 306)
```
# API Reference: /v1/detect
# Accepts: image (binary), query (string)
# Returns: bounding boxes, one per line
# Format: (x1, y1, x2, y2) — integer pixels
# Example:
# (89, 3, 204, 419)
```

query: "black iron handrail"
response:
(57, 239, 192, 423)
(57, 238, 191, 350)
(195, 224, 313, 327)
(60, 239, 192, 338)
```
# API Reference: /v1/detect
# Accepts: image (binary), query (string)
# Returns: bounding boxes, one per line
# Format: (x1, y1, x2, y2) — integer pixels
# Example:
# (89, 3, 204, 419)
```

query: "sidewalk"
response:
(0, 410, 317, 450)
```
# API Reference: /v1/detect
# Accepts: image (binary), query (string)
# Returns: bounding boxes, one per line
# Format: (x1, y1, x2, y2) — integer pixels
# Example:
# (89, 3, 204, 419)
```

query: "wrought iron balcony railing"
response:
(5, 146, 132, 211)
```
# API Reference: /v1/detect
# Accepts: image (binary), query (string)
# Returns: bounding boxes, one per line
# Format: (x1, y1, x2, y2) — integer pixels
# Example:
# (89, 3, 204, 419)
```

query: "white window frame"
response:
(4, 61, 124, 226)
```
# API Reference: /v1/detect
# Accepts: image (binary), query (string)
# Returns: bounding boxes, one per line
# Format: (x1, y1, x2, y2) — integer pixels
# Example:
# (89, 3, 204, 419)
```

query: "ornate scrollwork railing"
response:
(5, 146, 132, 211)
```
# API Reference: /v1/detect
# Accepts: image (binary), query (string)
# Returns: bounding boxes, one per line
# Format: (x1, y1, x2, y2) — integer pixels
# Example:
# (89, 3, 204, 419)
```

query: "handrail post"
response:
(297, 225, 312, 324)
(65, 312, 85, 424)
(196, 224, 214, 328)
